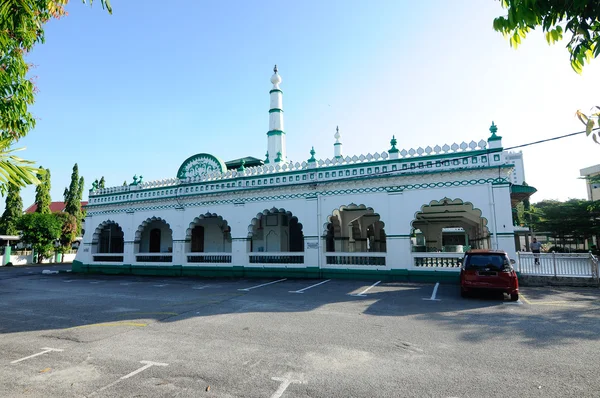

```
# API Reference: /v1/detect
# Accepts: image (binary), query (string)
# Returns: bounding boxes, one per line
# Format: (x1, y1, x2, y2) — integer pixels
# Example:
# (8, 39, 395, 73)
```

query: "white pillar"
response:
(267, 65, 286, 163)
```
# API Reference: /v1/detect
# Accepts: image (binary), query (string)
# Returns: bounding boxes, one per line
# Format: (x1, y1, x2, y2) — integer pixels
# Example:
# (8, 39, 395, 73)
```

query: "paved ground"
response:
(1, 266, 600, 397)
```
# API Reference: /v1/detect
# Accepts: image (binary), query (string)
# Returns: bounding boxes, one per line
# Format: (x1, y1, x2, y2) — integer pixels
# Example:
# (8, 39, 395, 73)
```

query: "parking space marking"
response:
(10, 347, 63, 364)
(271, 375, 302, 398)
(116, 312, 178, 317)
(62, 280, 75, 283)
(519, 293, 586, 308)
(238, 279, 287, 291)
(89, 281, 104, 284)
(89, 360, 168, 396)
(423, 283, 441, 301)
(69, 321, 147, 329)
(152, 284, 169, 287)
(350, 280, 381, 297)
(289, 279, 331, 293)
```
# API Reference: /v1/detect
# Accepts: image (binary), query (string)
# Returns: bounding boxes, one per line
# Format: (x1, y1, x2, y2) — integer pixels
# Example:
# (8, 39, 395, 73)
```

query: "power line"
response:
(504, 127, 599, 151)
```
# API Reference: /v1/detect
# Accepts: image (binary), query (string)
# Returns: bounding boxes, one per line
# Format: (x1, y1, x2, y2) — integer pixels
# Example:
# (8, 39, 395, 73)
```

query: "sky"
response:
(13, 0, 600, 209)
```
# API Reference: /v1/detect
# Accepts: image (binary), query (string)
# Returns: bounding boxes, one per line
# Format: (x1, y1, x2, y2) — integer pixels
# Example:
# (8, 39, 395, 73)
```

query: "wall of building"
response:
(76, 165, 517, 279)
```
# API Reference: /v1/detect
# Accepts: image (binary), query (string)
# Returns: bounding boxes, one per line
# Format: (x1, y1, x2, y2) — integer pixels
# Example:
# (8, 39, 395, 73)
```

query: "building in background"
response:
(580, 164, 600, 201)
(505, 151, 525, 185)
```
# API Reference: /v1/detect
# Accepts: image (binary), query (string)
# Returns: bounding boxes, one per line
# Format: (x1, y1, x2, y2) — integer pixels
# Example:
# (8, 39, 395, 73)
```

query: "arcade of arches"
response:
(91, 200, 487, 257)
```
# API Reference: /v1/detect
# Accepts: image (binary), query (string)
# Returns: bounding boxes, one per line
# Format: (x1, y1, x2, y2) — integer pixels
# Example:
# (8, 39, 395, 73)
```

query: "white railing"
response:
(517, 252, 596, 277)
(185, 252, 232, 264)
(249, 252, 305, 265)
(325, 252, 387, 267)
(135, 253, 173, 263)
(412, 253, 463, 269)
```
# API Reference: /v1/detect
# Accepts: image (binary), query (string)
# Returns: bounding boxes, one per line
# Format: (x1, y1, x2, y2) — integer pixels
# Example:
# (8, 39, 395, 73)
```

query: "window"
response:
(325, 172, 330, 178)
(472, 157, 477, 164)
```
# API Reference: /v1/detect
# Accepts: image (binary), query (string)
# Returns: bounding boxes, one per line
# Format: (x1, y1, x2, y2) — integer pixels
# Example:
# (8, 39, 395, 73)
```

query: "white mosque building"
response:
(74, 66, 535, 281)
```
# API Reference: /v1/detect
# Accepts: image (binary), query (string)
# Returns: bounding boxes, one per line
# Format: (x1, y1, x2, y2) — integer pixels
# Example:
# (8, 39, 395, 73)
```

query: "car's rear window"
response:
(464, 254, 508, 270)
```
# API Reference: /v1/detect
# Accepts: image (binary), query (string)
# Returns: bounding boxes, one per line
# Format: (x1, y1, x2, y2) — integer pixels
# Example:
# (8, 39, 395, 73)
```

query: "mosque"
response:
(74, 66, 535, 280)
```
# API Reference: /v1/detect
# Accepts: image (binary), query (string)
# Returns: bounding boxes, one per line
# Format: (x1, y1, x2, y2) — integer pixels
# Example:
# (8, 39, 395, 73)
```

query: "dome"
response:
(270, 64, 282, 87)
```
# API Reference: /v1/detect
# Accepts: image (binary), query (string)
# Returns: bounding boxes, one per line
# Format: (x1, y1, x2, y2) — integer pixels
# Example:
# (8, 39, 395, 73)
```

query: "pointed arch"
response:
(410, 197, 490, 252)
(323, 203, 386, 253)
(92, 220, 124, 254)
(247, 207, 304, 253)
(185, 212, 232, 253)
(136, 217, 173, 253)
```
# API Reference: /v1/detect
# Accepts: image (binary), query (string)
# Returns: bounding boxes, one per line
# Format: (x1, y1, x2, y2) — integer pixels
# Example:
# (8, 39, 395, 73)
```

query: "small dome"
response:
(270, 64, 282, 86)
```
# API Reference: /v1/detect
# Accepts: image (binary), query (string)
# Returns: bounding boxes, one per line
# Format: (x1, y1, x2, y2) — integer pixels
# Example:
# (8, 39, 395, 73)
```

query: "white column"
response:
(334, 126, 342, 158)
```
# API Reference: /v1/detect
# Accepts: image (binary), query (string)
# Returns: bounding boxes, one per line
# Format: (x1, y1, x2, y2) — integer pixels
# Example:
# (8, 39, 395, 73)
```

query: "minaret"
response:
(334, 126, 342, 158)
(267, 65, 286, 163)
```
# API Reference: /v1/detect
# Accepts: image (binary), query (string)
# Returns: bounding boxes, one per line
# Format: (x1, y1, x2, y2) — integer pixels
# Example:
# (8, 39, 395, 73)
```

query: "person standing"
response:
(531, 238, 542, 265)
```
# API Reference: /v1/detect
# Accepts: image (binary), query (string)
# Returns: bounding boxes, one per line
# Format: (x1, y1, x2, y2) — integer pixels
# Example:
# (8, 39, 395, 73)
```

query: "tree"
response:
(494, 1, 600, 143)
(0, 183, 23, 235)
(493, 1, 600, 73)
(98, 176, 105, 189)
(34, 167, 51, 214)
(63, 163, 84, 237)
(0, 1, 111, 192)
(18, 213, 62, 263)
(55, 212, 77, 254)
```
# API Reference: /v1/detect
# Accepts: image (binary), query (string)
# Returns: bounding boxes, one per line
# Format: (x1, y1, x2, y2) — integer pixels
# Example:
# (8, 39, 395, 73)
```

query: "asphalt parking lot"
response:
(1, 266, 600, 398)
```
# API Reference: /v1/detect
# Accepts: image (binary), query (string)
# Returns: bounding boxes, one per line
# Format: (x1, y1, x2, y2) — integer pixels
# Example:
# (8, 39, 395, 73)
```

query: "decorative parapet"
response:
(88, 138, 500, 202)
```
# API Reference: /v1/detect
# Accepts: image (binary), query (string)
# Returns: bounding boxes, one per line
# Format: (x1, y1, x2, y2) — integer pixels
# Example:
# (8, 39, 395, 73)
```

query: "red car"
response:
(459, 249, 519, 301)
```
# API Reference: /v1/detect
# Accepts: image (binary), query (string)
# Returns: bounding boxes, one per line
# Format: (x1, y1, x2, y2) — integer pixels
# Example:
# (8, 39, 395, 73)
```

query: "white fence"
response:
(517, 252, 598, 279)
(411, 253, 463, 269)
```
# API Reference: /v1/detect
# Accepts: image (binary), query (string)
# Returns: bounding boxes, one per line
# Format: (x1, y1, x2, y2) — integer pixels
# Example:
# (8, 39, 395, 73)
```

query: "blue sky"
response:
(14, 0, 600, 209)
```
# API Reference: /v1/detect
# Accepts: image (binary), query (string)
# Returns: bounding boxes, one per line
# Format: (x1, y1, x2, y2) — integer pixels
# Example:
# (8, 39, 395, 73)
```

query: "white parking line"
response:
(270, 375, 302, 398)
(350, 281, 381, 297)
(238, 279, 287, 291)
(289, 279, 331, 293)
(62, 280, 75, 283)
(153, 284, 168, 287)
(88, 360, 168, 396)
(11, 347, 63, 364)
(89, 281, 104, 284)
(192, 285, 211, 290)
(423, 283, 441, 301)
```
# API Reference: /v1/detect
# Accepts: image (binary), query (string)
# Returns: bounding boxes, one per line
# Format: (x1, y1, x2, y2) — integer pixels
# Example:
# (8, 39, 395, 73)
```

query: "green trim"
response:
(267, 130, 285, 136)
(496, 232, 515, 236)
(87, 173, 510, 215)
(269, 108, 283, 113)
(510, 184, 537, 194)
(269, 89, 283, 95)
(334, 143, 341, 146)
(74, 263, 461, 283)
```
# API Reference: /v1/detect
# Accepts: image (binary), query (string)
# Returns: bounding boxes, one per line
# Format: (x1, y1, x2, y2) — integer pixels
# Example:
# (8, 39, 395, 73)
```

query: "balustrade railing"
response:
(249, 253, 304, 264)
(325, 252, 387, 266)
(93, 253, 124, 262)
(186, 253, 232, 264)
(412, 253, 463, 268)
(136, 254, 173, 263)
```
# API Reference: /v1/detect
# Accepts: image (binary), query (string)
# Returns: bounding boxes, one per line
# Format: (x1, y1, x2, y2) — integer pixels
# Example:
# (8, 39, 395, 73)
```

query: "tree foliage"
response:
(17, 212, 62, 262)
(54, 212, 77, 254)
(530, 199, 600, 250)
(34, 166, 51, 214)
(63, 163, 84, 236)
(0, 183, 22, 235)
(0, 0, 111, 192)
(494, 2, 600, 144)
(493, 1, 600, 73)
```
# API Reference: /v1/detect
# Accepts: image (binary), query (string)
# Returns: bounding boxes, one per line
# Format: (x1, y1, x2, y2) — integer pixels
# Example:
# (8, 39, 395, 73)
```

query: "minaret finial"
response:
(274, 64, 278, 73)
(334, 126, 342, 158)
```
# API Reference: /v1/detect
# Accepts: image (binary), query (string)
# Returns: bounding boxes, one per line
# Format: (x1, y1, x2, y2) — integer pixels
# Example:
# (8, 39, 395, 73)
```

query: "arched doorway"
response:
(247, 208, 304, 264)
(92, 220, 125, 262)
(185, 213, 232, 264)
(322, 204, 386, 266)
(248, 208, 304, 253)
(323, 204, 386, 253)
(411, 198, 490, 253)
(135, 217, 173, 262)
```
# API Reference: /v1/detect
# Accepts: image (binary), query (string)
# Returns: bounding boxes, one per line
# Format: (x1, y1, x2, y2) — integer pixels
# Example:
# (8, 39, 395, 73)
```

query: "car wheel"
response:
(460, 288, 469, 298)
(510, 292, 519, 302)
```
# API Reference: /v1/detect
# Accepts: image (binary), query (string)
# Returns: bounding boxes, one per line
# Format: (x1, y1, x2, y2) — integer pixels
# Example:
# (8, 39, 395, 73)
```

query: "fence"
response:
(411, 253, 463, 268)
(517, 252, 598, 280)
